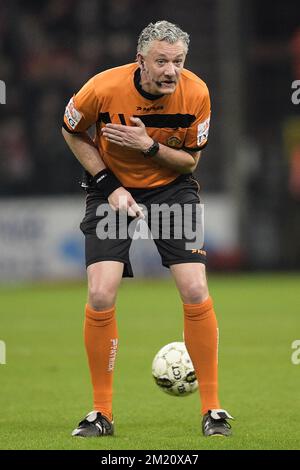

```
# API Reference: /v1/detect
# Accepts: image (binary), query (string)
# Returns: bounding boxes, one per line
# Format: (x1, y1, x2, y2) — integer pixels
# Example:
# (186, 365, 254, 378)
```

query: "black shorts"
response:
(80, 174, 207, 277)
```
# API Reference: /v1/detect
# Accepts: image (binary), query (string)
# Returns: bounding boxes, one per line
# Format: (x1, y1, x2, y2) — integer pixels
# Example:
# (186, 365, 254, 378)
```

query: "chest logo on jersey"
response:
(167, 136, 182, 147)
(136, 105, 164, 112)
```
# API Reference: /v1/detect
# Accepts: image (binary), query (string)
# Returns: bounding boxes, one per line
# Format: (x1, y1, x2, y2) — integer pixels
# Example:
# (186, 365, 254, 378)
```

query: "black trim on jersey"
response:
(62, 122, 83, 134)
(118, 113, 126, 125)
(99, 112, 112, 124)
(133, 113, 196, 129)
(183, 141, 208, 152)
(134, 68, 164, 101)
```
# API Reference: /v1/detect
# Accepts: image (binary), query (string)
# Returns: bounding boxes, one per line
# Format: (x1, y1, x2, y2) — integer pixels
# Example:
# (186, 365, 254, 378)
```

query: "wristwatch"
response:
(143, 140, 160, 158)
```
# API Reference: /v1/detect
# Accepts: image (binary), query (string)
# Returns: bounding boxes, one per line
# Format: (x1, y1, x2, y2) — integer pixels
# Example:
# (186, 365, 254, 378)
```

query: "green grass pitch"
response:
(0, 274, 300, 450)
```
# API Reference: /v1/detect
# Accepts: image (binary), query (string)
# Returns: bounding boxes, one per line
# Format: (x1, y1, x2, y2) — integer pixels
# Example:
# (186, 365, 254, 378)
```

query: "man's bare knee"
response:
(170, 263, 209, 304)
(88, 285, 117, 310)
(87, 261, 123, 311)
(180, 280, 209, 304)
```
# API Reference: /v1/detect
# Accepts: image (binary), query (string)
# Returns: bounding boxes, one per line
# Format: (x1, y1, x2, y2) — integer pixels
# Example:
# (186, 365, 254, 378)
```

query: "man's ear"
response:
(136, 53, 145, 70)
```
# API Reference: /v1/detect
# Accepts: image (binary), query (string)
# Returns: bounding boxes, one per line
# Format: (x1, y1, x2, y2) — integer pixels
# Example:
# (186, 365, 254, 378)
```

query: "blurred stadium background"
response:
(0, 0, 300, 450)
(0, 0, 300, 279)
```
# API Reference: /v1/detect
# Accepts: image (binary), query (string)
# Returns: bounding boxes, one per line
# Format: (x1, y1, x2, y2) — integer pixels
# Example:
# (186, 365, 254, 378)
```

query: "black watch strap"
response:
(143, 140, 160, 158)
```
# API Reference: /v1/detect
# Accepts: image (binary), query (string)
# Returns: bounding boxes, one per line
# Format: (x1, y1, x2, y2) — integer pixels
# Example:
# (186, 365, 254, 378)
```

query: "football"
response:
(152, 341, 198, 396)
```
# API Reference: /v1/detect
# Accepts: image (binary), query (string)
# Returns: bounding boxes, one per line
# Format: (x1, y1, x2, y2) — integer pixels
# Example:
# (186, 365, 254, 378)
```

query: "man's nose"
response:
(164, 62, 176, 76)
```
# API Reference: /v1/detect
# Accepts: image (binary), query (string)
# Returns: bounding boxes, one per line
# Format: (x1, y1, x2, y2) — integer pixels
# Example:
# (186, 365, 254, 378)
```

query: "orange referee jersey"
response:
(63, 63, 210, 188)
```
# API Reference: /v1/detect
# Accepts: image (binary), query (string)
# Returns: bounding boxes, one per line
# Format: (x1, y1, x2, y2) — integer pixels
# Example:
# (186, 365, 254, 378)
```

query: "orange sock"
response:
(84, 304, 118, 421)
(183, 297, 220, 415)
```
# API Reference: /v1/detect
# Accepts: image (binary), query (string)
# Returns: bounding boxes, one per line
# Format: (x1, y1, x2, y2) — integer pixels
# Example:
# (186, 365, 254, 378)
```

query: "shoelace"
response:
(211, 417, 231, 429)
(79, 416, 109, 433)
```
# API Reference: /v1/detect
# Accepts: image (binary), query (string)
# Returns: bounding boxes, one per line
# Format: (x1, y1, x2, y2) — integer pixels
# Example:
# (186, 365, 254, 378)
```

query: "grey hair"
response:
(137, 20, 190, 55)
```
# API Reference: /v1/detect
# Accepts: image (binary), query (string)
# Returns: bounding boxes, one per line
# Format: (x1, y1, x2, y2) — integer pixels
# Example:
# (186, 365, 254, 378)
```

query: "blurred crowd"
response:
(0, 0, 156, 195)
(0, 0, 299, 207)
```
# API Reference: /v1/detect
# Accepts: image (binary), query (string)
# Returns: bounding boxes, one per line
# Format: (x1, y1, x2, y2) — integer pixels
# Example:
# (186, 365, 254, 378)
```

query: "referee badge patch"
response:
(167, 136, 182, 147)
(197, 116, 210, 146)
(65, 97, 82, 130)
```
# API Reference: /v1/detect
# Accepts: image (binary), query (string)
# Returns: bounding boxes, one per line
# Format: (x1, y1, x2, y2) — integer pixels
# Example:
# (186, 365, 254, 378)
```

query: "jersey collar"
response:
(134, 68, 164, 101)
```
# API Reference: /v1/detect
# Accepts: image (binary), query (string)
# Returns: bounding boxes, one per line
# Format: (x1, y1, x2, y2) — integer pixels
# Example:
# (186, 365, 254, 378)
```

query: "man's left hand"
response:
(101, 117, 153, 152)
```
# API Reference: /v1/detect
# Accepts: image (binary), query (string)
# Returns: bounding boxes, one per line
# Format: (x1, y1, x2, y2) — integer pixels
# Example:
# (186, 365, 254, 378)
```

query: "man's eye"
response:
(174, 60, 183, 65)
(157, 60, 165, 65)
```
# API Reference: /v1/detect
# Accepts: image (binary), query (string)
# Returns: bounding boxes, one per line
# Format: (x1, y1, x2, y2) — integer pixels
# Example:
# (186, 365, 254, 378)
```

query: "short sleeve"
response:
(63, 77, 100, 133)
(183, 86, 211, 151)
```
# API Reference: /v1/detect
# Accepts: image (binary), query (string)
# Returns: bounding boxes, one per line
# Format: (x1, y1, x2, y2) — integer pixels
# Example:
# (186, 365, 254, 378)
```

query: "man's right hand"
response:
(108, 187, 145, 219)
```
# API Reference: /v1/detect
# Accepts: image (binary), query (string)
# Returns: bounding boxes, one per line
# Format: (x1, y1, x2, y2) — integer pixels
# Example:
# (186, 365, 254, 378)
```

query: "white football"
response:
(152, 342, 198, 396)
